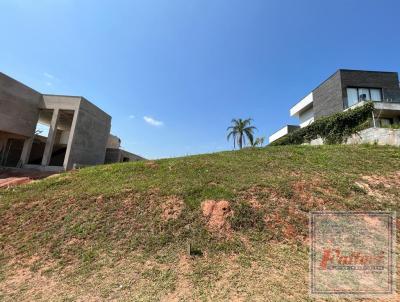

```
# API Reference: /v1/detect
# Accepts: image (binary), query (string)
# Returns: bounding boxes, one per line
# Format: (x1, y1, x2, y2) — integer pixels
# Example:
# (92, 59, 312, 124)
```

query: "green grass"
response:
(0, 145, 399, 301)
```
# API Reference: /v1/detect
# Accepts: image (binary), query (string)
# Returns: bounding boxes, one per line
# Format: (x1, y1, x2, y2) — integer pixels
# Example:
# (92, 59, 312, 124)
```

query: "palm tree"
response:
(227, 118, 257, 149)
(250, 137, 265, 147)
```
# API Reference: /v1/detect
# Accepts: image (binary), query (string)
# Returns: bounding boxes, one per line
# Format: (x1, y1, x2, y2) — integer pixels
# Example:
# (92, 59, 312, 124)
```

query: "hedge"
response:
(270, 102, 375, 146)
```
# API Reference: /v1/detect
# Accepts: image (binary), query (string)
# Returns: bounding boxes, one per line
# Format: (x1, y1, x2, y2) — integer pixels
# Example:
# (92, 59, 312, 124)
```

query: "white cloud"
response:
(45, 82, 52, 86)
(43, 72, 55, 79)
(129, 115, 135, 119)
(143, 116, 164, 127)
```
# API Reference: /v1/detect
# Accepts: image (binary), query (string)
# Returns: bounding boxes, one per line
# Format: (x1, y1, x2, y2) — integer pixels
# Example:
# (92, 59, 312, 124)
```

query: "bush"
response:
(270, 102, 374, 146)
(381, 123, 400, 129)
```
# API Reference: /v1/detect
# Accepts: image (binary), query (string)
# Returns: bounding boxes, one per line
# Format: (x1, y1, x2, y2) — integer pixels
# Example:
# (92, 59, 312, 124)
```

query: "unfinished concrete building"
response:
(0, 72, 144, 171)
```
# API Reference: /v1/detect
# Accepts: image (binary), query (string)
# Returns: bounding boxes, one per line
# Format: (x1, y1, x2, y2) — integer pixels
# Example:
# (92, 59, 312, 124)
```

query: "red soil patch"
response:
(355, 171, 400, 200)
(0, 168, 56, 189)
(290, 180, 331, 211)
(239, 185, 312, 241)
(161, 254, 192, 301)
(201, 200, 232, 233)
(161, 196, 185, 221)
(0, 177, 31, 188)
(361, 172, 400, 187)
(144, 161, 158, 168)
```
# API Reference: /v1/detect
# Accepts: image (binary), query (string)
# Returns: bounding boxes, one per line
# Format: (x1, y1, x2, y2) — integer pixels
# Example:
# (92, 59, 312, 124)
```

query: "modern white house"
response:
(269, 69, 400, 144)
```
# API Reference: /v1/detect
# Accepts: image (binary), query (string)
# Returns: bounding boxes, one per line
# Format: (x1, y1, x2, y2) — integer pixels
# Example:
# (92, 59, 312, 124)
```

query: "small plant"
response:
(230, 201, 265, 231)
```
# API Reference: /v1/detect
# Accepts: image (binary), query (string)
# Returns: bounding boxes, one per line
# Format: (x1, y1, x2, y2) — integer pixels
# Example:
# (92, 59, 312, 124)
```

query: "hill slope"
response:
(1, 145, 400, 301)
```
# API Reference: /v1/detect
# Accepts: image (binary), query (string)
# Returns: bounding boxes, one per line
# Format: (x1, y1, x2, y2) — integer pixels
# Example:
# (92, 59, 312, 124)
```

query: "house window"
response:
(347, 88, 359, 107)
(358, 88, 370, 102)
(370, 89, 382, 101)
(346, 87, 383, 108)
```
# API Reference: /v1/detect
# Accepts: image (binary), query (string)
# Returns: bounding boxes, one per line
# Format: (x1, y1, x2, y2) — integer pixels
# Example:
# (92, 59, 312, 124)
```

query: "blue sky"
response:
(1, 0, 399, 159)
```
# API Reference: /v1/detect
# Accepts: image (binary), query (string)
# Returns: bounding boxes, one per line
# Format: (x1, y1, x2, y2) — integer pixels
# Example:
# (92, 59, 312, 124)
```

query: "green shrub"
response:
(270, 102, 374, 146)
(381, 123, 400, 129)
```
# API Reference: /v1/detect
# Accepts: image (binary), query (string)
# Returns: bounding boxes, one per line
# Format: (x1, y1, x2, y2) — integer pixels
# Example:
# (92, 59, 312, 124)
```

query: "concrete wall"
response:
(346, 127, 400, 146)
(313, 71, 343, 119)
(0, 73, 41, 137)
(120, 149, 145, 162)
(104, 148, 121, 163)
(107, 134, 121, 149)
(105, 148, 145, 164)
(309, 127, 400, 146)
(269, 125, 300, 143)
(41, 94, 80, 110)
(65, 98, 111, 170)
(299, 107, 314, 128)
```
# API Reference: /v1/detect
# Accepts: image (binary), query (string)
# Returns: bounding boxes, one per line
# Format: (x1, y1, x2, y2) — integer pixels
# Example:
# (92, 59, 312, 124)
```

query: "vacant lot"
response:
(0, 145, 399, 301)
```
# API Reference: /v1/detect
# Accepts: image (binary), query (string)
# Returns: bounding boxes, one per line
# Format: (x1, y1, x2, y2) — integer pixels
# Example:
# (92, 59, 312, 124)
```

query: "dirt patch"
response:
(0, 264, 65, 301)
(237, 186, 310, 241)
(0, 168, 57, 189)
(0, 177, 32, 188)
(240, 186, 282, 203)
(161, 254, 193, 302)
(354, 181, 385, 199)
(248, 198, 262, 210)
(95, 195, 104, 204)
(362, 172, 400, 188)
(292, 180, 326, 208)
(354, 171, 400, 200)
(145, 161, 158, 168)
(66, 238, 85, 246)
(201, 200, 232, 233)
(161, 196, 185, 221)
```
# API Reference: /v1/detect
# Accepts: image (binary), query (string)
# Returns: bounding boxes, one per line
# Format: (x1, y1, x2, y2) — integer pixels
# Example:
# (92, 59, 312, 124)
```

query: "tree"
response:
(227, 118, 257, 149)
(250, 137, 265, 147)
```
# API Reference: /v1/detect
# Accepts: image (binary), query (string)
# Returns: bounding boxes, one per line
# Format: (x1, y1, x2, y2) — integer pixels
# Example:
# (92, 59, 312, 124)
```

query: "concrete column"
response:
(41, 108, 60, 166)
(63, 109, 79, 170)
(19, 136, 34, 167)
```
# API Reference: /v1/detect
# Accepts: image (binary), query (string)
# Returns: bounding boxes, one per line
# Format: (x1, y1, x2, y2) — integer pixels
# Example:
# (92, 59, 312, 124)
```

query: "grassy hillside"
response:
(0, 145, 399, 301)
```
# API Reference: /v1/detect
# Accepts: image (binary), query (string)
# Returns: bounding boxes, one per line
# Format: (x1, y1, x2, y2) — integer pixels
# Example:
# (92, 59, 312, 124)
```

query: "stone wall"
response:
(309, 127, 400, 146)
(346, 127, 400, 146)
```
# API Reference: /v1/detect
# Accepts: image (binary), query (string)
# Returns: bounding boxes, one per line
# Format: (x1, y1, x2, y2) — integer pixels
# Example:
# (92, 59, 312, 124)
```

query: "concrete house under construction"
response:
(0, 72, 144, 171)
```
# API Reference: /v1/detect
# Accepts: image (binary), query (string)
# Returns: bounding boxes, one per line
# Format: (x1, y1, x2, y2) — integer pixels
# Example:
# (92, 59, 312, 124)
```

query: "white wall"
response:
(299, 106, 314, 128)
(290, 92, 313, 117)
(269, 126, 289, 143)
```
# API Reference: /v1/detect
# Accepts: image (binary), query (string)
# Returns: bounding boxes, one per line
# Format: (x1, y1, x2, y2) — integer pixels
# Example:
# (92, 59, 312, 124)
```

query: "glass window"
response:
(347, 88, 358, 107)
(370, 89, 382, 101)
(358, 88, 370, 102)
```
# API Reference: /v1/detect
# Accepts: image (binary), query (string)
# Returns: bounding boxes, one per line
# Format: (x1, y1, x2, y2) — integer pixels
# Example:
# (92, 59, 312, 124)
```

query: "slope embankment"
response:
(0, 145, 399, 301)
